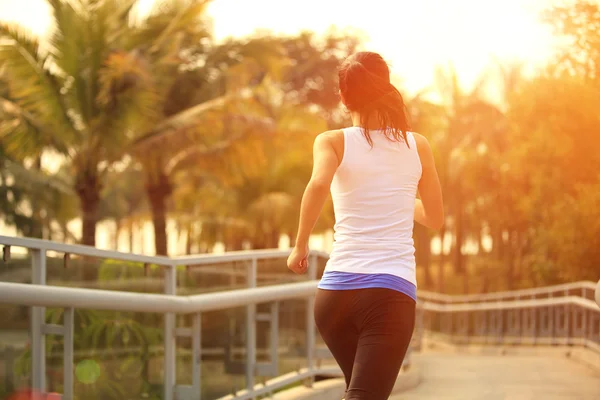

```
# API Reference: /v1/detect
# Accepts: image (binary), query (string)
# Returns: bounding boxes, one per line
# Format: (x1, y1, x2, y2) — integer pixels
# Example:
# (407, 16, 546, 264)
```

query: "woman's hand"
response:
(287, 245, 309, 274)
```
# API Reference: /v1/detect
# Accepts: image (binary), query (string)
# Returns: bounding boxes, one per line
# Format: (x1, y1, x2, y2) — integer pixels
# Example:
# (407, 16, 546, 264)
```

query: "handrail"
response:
(421, 296, 599, 312)
(0, 281, 319, 314)
(0, 281, 596, 316)
(0, 235, 172, 265)
(418, 281, 596, 303)
(171, 249, 330, 265)
(0, 234, 330, 267)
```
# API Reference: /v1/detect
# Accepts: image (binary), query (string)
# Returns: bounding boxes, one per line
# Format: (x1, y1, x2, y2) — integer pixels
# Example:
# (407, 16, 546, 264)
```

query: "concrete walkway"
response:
(392, 353, 600, 400)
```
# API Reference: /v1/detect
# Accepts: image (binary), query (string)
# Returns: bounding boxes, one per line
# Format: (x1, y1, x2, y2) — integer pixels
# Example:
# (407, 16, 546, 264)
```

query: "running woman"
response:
(287, 51, 444, 400)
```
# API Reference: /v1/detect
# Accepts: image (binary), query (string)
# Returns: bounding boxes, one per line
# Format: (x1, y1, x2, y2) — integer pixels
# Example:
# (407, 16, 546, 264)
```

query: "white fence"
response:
(0, 235, 599, 400)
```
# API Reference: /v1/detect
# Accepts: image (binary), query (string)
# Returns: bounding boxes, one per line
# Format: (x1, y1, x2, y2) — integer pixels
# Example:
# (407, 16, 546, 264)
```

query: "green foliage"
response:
(13, 302, 163, 399)
(97, 259, 146, 281)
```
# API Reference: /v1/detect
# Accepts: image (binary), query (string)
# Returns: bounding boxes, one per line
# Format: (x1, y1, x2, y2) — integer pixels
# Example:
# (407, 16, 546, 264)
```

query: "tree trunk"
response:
(252, 226, 267, 249)
(463, 260, 470, 294)
(30, 155, 44, 239)
(186, 223, 193, 255)
(114, 219, 121, 250)
(288, 229, 297, 248)
(61, 222, 69, 242)
(270, 229, 280, 249)
(477, 226, 484, 255)
(145, 172, 172, 256)
(492, 225, 504, 262)
(506, 230, 514, 290)
(481, 270, 489, 293)
(414, 223, 432, 288)
(76, 172, 101, 247)
(453, 189, 465, 274)
(128, 221, 135, 252)
(437, 227, 446, 293)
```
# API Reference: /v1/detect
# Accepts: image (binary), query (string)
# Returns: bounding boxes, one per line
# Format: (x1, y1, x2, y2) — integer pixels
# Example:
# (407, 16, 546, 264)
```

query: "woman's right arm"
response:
(413, 133, 444, 230)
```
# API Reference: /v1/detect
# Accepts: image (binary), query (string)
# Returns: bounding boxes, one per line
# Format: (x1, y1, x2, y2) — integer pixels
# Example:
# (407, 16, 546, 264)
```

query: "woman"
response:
(287, 51, 444, 400)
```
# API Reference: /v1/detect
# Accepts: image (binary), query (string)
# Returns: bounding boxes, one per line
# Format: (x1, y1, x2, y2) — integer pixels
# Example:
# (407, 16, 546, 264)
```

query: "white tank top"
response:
(324, 126, 422, 286)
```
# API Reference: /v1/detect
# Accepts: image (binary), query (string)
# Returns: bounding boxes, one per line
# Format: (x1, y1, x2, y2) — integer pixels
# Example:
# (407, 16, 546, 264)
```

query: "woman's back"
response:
(325, 127, 422, 286)
(287, 51, 443, 400)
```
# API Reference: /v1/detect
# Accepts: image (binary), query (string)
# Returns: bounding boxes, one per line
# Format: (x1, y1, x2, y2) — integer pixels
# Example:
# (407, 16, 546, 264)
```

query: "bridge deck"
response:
(392, 352, 600, 399)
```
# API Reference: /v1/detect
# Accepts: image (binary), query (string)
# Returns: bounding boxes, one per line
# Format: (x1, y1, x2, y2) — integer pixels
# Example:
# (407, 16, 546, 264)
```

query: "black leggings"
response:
(314, 288, 416, 400)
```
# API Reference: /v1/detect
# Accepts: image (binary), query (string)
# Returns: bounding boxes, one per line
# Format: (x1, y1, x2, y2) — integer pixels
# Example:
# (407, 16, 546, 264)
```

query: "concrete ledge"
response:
(390, 366, 422, 394)
(270, 377, 345, 400)
(424, 337, 600, 373)
(269, 366, 421, 400)
(566, 347, 600, 372)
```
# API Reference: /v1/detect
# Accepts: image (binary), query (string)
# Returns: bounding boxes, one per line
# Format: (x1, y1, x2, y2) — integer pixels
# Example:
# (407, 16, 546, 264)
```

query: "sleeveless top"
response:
(318, 127, 422, 301)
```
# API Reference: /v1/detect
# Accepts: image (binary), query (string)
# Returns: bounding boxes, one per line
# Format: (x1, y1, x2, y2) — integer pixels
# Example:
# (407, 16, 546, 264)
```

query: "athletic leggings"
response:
(314, 287, 416, 400)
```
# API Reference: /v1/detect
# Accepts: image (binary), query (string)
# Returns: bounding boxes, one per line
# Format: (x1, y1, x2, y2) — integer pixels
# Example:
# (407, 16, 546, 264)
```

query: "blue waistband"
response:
(318, 271, 417, 302)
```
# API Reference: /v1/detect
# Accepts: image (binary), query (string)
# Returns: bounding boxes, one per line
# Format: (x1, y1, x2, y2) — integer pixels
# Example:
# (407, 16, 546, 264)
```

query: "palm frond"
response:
(96, 49, 160, 133)
(164, 114, 275, 174)
(3, 159, 74, 194)
(0, 22, 79, 144)
(150, 0, 211, 52)
(132, 0, 210, 58)
(0, 96, 74, 159)
(130, 93, 233, 149)
(45, 0, 84, 77)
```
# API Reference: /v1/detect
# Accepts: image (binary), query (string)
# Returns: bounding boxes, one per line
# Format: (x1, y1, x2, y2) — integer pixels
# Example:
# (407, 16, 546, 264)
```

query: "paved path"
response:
(393, 353, 600, 400)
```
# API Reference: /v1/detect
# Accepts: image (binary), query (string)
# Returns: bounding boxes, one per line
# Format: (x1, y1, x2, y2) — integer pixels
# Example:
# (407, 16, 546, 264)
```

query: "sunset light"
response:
(1, 1, 599, 398)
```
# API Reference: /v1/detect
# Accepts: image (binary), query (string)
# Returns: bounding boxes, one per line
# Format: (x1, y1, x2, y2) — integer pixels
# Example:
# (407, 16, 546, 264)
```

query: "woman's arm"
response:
(288, 131, 340, 274)
(295, 132, 340, 248)
(414, 198, 427, 226)
(414, 133, 444, 230)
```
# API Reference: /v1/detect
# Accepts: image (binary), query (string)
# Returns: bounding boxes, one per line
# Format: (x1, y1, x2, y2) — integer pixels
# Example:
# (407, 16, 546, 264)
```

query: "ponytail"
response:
(338, 52, 411, 147)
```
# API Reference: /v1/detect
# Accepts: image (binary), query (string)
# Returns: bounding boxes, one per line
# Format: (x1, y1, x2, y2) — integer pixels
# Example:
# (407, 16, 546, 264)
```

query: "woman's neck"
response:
(351, 111, 386, 130)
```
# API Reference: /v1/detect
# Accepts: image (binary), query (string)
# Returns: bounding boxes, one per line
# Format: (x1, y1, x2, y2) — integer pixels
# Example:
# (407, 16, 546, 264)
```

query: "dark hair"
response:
(338, 51, 410, 147)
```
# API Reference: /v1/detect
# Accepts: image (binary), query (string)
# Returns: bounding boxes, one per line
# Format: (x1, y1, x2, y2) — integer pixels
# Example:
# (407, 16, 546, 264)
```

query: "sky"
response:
(0, 0, 562, 99)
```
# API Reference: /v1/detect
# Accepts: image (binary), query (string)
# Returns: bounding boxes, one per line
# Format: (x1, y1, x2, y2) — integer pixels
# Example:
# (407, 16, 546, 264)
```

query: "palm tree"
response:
(1, 0, 270, 248)
(405, 91, 446, 288)
(0, 0, 159, 246)
(433, 65, 506, 293)
(0, 150, 73, 238)
(164, 73, 331, 252)
(1, 73, 77, 239)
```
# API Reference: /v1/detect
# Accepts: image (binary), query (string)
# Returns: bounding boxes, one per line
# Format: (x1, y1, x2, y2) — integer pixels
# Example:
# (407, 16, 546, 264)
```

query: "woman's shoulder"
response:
(409, 132, 435, 169)
(315, 129, 345, 144)
(314, 130, 345, 163)
(410, 131, 430, 149)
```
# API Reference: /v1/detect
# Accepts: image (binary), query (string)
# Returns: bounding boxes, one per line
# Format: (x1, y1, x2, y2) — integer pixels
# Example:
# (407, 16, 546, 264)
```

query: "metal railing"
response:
(419, 291, 600, 351)
(0, 234, 599, 400)
(417, 279, 600, 355)
(419, 281, 597, 303)
(0, 235, 332, 400)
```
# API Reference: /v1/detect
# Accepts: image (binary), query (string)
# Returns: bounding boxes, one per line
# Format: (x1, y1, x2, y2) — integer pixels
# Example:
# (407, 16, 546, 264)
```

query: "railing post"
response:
(246, 258, 257, 395)
(305, 254, 318, 386)
(192, 312, 202, 399)
(31, 249, 46, 393)
(564, 288, 571, 344)
(549, 292, 555, 346)
(164, 264, 177, 400)
(63, 308, 74, 400)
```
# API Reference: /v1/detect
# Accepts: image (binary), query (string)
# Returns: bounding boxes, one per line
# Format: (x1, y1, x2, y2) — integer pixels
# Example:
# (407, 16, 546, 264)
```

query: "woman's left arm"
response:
(287, 132, 340, 274)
